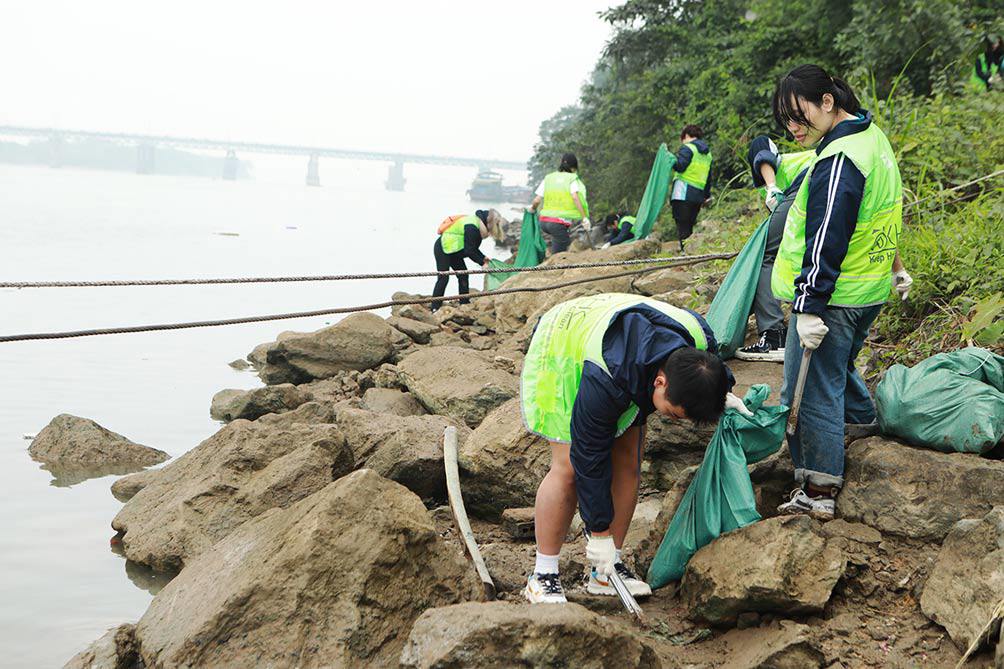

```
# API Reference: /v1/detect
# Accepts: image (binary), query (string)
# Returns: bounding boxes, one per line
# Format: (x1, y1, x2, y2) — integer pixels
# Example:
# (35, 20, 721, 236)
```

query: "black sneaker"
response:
(736, 328, 786, 362)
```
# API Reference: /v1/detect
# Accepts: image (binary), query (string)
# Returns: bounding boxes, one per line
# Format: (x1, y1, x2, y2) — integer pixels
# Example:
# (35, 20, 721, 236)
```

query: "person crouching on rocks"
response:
(430, 210, 490, 312)
(521, 293, 751, 604)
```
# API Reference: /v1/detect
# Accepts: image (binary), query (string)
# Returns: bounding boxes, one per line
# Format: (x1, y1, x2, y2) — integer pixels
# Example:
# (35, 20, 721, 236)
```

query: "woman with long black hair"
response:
(769, 65, 911, 520)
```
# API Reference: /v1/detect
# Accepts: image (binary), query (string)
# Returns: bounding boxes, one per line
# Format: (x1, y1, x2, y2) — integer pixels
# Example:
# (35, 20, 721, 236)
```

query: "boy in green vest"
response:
(669, 124, 713, 253)
(521, 293, 748, 604)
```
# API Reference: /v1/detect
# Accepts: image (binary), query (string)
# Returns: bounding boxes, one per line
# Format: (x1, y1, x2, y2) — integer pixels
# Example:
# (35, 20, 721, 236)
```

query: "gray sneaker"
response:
(777, 488, 835, 521)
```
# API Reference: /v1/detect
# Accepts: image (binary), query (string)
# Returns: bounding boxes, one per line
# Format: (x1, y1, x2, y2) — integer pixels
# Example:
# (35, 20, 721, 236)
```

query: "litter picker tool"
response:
(443, 426, 496, 600)
(786, 349, 813, 438)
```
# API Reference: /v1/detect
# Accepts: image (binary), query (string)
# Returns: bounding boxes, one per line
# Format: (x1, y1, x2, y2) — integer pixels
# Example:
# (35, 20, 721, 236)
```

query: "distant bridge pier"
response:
(136, 143, 156, 175)
(306, 153, 320, 187)
(385, 160, 405, 191)
(48, 134, 65, 168)
(222, 149, 239, 181)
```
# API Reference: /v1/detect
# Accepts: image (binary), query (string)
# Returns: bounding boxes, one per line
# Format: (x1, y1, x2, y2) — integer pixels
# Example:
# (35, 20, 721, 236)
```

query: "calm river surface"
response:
(0, 158, 517, 667)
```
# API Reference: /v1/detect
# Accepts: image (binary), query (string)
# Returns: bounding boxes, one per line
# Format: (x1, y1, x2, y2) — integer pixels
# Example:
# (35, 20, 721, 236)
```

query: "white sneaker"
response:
(777, 488, 835, 521)
(586, 563, 652, 598)
(524, 572, 567, 604)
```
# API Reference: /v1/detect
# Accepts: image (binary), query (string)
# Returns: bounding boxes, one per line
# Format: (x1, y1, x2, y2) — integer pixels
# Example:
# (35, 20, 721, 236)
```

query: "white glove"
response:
(765, 186, 784, 212)
(892, 269, 912, 301)
(601, 242, 611, 249)
(725, 392, 754, 417)
(585, 533, 616, 576)
(796, 313, 829, 351)
(581, 217, 592, 231)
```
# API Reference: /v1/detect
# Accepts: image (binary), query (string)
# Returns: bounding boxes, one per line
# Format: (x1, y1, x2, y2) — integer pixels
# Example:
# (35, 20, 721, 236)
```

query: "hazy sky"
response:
(1, 1, 616, 162)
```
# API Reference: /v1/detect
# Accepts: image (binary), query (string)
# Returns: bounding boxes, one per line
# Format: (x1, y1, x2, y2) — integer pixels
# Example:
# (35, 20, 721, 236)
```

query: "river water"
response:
(0, 159, 517, 667)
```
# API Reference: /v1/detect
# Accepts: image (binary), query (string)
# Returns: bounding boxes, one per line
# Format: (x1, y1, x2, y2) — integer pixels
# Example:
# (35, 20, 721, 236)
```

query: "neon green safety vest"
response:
(440, 214, 479, 254)
(620, 215, 637, 232)
(521, 293, 707, 443)
(540, 171, 589, 221)
(970, 53, 992, 92)
(771, 121, 903, 308)
(675, 142, 712, 190)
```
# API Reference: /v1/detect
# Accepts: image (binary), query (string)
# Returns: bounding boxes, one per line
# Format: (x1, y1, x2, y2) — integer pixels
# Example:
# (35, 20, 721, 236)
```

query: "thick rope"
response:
(0, 253, 733, 289)
(0, 253, 734, 343)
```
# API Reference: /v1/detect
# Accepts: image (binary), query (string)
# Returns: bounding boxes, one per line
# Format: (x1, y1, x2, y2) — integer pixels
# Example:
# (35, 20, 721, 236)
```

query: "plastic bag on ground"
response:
(705, 217, 769, 359)
(629, 144, 676, 241)
(876, 347, 1004, 454)
(646, 384, 788, 589)
(484, 211, 547, 290)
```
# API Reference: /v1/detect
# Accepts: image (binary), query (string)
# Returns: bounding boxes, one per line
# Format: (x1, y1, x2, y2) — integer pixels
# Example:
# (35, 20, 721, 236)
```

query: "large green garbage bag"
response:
(484, 211, 547, 290)
(704, 218, 770, 359)
(647, 384, 788, 589)
(630, 144, 676, 241)
(876, 347, 1004, 454)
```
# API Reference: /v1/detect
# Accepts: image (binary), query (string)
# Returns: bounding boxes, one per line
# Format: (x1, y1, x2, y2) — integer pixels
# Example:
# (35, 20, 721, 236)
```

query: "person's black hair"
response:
(559, 152, 578, 173)
(603, 212, 620, 228)
(680, 124, 703, 140)
(617, 209, 630, 218)
(773, 64, 861, 131)
(661, 348, 729, 424)
(475, 209, 489, 225)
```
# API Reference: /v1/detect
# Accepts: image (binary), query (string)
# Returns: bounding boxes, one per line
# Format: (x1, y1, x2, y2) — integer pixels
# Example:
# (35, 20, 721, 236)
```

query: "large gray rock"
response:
(492, 240, 660, 333)
(209, 383, 307, 422)
(399, 602, 662, 668)
(921, 507, 1004, 651)
(388, 315, 440, 344)
(456, 398, 550, 518)
(631, 266, 693, 296)
(398, 346, 518, 428)
(361, 387, 427, 416)
(682, 515, 846, 625)
(838, 437, 1004, 540)
(335, 405, 470, 501)
(256, 312, 398, 385)
(112, 407, 352, 571)
(29, 415, 168, 485)
(63, 623, 138, 669)
(135, 470, 481, 669)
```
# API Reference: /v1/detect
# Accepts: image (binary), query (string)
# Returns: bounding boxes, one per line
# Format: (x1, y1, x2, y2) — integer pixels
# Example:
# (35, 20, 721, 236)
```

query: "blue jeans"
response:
(780, 305, 882, 488)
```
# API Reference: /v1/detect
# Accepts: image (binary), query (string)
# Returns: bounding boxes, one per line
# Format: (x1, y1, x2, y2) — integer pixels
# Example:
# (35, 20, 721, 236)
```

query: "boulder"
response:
(112, 413, 352, 571)
(135, 470, 481, 669)
(631, 267, 693, 296)
(361, 387, 427, 416)
(398, 346, 518, 428)
(391, 292, 439, 325)
(838, 437, 1004, 540)
(456, 398, 550, 518)
(399, 602, 662, 669)
(227, 358, 250, 371)
(682, 515, 846, 625)
(247, 330, 298, 369)
(209, 383, 307, 422)
(63, 623, 138, 669)
(720, 621, 824, 669)
(334, 405, 469, 501)
(920, 507, 1004, 651)
(493, 240, 660, 333)
(387, 315, 440, 344)
(29, 415, 168, 481)
(256, 313, 398, 385)
(110, 469, 162, 503)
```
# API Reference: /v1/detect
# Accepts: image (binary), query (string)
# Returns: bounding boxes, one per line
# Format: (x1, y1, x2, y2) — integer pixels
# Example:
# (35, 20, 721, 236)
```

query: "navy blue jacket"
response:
(792, 113, 871, 315)
(673, 139, 713, 202)
(747, 135, 809, 195)
(607, 220, 634, 246)
(570, 305, 733, 532)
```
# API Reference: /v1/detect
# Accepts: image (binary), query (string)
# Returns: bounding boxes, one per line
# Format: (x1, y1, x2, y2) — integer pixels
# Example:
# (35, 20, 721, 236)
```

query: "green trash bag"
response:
(646, 384, 789, 589)
(876, 347, 1004, 454)
(630, 144, 676, 241)
(484, 211, 547, 290)
(705, 217, 770, 359)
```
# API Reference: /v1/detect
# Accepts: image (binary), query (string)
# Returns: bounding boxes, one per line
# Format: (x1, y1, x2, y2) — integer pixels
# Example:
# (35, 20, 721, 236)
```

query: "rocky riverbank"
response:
(63, 233, 1004, 668)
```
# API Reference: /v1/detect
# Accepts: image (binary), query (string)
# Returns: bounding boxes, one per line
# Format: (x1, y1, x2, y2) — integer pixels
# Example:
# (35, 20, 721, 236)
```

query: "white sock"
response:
(615, 548, 623, 564)
(534, 551, 560, 575)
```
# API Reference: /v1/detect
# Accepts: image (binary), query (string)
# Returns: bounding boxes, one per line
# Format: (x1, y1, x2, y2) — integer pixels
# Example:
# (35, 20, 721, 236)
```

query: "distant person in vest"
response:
(770, 65, 911, 521)
(669, 125, 713, 252)
(734, 138, 815, 362)
(521, 293, 749, 604)
(528, 153, 590, 254)
(430, 210, 490, 312)
(602, 211, 636, 247)
(971, 37, 997, 92)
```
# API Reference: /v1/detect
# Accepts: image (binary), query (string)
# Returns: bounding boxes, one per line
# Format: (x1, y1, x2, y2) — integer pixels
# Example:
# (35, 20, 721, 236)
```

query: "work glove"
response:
(601, 242, 611, 250)
(585, 533, 616, 576)
(765, 186, 784, 212)
(725, 392, 754, 417)
(892, 269, 913, 301)
(581, 217, 592, 231)
(796, 313, 829, 351)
